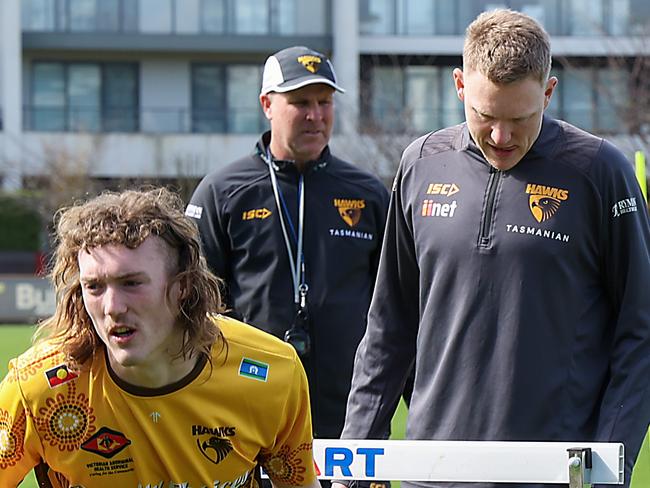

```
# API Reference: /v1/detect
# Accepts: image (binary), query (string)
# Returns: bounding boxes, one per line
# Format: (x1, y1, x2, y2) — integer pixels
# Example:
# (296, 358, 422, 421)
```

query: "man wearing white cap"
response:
(188, 47, 390, 443)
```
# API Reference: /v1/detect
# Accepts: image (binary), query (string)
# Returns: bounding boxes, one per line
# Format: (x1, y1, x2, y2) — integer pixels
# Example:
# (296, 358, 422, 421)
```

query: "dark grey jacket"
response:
(342, 117, 650, 488)
(188, 132, 389, 437)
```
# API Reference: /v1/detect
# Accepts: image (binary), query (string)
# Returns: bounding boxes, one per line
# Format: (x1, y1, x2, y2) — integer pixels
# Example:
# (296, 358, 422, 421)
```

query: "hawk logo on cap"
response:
(297, 55, 322, 74)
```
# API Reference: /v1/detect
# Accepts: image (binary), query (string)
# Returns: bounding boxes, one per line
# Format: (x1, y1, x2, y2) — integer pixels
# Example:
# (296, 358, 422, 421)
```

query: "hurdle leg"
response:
(568, 448, 592, 488)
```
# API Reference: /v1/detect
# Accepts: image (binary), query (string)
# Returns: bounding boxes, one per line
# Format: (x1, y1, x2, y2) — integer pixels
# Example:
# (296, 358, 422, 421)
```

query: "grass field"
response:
(1, 324, 646, 487)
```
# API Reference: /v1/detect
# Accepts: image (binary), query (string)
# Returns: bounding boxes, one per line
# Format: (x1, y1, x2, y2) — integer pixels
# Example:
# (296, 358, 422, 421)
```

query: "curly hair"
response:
(37, 187, 225, 366)
(463, 9, 552, 84)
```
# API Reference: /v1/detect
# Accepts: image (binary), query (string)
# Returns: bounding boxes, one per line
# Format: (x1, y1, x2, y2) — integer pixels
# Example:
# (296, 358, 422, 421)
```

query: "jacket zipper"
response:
(478, 168, 502, 248)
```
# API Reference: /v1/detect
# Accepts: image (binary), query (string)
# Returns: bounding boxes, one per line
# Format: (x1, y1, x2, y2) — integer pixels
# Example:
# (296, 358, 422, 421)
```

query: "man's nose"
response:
(305, 101, 322, 120)
(103, 286, 127, 317)
(490, 122, 512, 146)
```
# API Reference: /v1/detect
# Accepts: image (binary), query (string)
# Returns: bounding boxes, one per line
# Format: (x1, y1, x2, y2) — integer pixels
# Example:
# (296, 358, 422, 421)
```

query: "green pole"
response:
(635, 151, 647, 203)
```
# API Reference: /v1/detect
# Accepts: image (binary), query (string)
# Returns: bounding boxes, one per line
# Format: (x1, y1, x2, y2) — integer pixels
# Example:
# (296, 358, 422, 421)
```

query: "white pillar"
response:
(1, 0, 22, 191)
(332, 0, 360, 133)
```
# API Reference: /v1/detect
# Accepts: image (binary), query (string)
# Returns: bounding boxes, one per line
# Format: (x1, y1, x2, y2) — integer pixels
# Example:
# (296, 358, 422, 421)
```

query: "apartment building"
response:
(1, 0, 649, 191)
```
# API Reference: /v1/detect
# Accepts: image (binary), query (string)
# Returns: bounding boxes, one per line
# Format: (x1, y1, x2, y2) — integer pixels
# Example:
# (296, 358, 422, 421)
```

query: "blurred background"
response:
(1, 0, 650, 289)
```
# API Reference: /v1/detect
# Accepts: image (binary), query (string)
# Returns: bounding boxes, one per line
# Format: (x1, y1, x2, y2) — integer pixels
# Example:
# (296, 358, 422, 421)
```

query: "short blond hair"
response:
(463, 9, 552, 84)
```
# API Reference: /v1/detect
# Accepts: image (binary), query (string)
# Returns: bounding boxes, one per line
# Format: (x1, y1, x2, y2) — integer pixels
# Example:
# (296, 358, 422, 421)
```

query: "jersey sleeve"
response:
(593, 141, 650, 478)
(259, 353, 316, 487)
(0, 361, 44, 486)
(342, 157, 420, 440)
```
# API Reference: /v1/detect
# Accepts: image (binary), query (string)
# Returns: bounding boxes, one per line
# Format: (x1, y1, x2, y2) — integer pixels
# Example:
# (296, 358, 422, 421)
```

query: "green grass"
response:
(1, 325, 647, 487)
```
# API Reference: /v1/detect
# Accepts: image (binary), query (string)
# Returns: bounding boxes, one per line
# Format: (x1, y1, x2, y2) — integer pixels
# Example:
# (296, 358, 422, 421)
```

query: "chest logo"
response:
(239, 358, 269, 382)
(334, 199, 365, 227)
(243, 208, 272, 221)
(45, 364, 78, 389)
(193, 425, 236, 465)
(81, 426, 131, 459)
(525, 184, 569, 223)
(426, 182, 459, 197)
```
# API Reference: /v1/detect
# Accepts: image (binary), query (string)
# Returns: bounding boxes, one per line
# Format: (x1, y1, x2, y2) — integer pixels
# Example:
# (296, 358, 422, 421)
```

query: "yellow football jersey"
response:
(0, 316, 316, 488)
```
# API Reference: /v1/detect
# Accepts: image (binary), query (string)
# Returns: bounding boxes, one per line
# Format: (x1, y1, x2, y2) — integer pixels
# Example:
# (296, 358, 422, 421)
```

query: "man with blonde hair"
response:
(336, 9, 650, 488)
(0, 187, 320, 488)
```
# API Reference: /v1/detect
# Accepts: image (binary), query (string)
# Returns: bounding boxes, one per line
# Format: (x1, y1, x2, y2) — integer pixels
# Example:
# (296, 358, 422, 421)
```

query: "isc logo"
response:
(242, 208, 272, 220)
(426, 183, 459, 197)
(323, 447, 385, 477)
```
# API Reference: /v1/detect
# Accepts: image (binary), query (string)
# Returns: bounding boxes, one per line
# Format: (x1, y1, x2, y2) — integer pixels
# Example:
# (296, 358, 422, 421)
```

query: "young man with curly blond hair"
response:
(0, 187, 320, 488)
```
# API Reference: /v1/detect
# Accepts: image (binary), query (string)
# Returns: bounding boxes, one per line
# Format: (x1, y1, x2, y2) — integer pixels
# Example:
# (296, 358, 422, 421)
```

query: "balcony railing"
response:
(360, 0, 650, 37)
(22, 0, 328, 36)
(23, 105, 267, 134)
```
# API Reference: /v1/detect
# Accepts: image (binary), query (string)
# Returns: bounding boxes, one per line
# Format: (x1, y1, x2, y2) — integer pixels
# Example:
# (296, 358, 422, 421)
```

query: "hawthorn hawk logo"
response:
(333, 198, 365, 227)
(297, 55, 322, 73)
(525, 183, 569, 223)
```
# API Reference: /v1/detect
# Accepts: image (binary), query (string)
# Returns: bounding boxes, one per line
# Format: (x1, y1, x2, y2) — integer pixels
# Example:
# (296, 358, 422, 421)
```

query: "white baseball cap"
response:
(260, 46, 345, 95)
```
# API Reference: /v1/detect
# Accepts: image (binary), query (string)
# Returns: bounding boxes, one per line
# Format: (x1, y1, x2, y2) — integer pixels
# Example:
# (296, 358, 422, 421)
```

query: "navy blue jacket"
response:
(342, 117, 650, 488)
(188, 132, 389, 437)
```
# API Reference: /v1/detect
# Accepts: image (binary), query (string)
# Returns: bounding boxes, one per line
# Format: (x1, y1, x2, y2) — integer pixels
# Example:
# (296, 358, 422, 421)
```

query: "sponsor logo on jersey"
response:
(44, 364, 78, 388)
(139, 470, 252, 488)
(185, 204, 203, 219)
(193, 425, 236, 465)
(525, 183, 569, 223)
(505, 224, 570, 242)
(421, 200, 458, 218)
(81, 426, 131, 459)
(242, 207, 272, 220)
(328, 229, 374, 240)
(297, 55, 322, 73)
(426, 182, 460, 197)
(612, 197, 638, 217)
(333, 198, 365, 227)
(239, 358, 269, 382)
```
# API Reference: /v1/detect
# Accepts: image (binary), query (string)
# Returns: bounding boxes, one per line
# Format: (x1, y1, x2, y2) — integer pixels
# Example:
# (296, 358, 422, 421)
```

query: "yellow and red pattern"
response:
(31, 382, 96, 451)
(0, 316, 316, 487)
(0, 408, 27, 469)
(261, 441, 313, 485)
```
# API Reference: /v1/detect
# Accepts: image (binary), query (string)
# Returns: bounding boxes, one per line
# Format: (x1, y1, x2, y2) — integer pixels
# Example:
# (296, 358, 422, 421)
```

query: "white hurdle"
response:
(312, 440, 624, 487)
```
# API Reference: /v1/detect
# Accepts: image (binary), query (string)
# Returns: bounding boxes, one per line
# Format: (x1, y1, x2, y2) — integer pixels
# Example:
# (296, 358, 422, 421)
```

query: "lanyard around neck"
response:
(265, 147, 307, 308)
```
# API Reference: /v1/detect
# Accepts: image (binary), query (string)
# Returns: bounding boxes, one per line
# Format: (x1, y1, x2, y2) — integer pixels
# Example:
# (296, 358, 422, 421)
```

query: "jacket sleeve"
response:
(594, 141, 650, 481)
(341, 159, 420, 440)
(369, 183, 391, 288)
(187, 177, 232, 285)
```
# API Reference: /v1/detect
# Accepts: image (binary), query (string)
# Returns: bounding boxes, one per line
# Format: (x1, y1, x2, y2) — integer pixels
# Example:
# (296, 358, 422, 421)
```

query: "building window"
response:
(201, 0, 226, 33)
(358, 0, 645, 37)
(551, 66, 629, 133)
(360, 0, 396, 35)
(23, 0, 137, 32)
(191, 64, 265, 134)
(367, 62, 464, 133)
(28, 62, 138, 132)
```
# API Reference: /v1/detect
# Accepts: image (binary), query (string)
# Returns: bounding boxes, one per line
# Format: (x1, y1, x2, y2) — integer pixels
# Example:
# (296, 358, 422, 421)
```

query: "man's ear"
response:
(452, 68, 465, 101)
(260, 94, 272, 120)
(543, 76, 558, 109)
